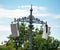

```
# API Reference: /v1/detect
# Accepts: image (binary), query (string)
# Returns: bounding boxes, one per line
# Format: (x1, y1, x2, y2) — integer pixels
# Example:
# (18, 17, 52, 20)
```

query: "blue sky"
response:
(0, 0, 60, 44)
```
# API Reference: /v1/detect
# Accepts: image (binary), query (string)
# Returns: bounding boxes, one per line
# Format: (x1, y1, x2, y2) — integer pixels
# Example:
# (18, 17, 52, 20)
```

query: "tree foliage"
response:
(0, 23, 60, 50)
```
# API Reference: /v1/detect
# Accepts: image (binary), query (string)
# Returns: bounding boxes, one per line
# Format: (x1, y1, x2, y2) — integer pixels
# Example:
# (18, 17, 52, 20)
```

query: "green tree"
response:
(0, 23, 60, 50)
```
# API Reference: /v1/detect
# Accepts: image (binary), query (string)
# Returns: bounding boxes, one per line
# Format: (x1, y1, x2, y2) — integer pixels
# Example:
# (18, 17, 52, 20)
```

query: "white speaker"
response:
(10, 22, 19, 37)
(42, 24, 48, 40)
(48, 27, 51, 34)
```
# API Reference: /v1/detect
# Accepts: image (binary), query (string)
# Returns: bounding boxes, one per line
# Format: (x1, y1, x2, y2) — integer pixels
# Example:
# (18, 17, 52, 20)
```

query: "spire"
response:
(30, 4, 33, 15)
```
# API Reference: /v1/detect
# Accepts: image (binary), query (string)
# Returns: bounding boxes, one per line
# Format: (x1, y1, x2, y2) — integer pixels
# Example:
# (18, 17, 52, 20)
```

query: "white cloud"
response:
(0, 5, 60, 18)
(0, 25, 11, 44)
(55, 15, 60, 18)
(0, 8, 29, 18)
(39, 6, 47, 11)
(0, 25, 10, 32)
(0, 5, 49, 18)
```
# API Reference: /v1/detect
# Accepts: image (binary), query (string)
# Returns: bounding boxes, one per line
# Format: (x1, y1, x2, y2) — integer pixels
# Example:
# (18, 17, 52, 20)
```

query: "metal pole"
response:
(11, 5, 49, 50)
(29, 24, 33, 50)
(29, 4, 33, 50)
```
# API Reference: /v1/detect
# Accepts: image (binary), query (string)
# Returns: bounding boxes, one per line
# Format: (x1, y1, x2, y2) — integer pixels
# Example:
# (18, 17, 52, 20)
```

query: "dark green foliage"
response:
(0, 23, 60, 50)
